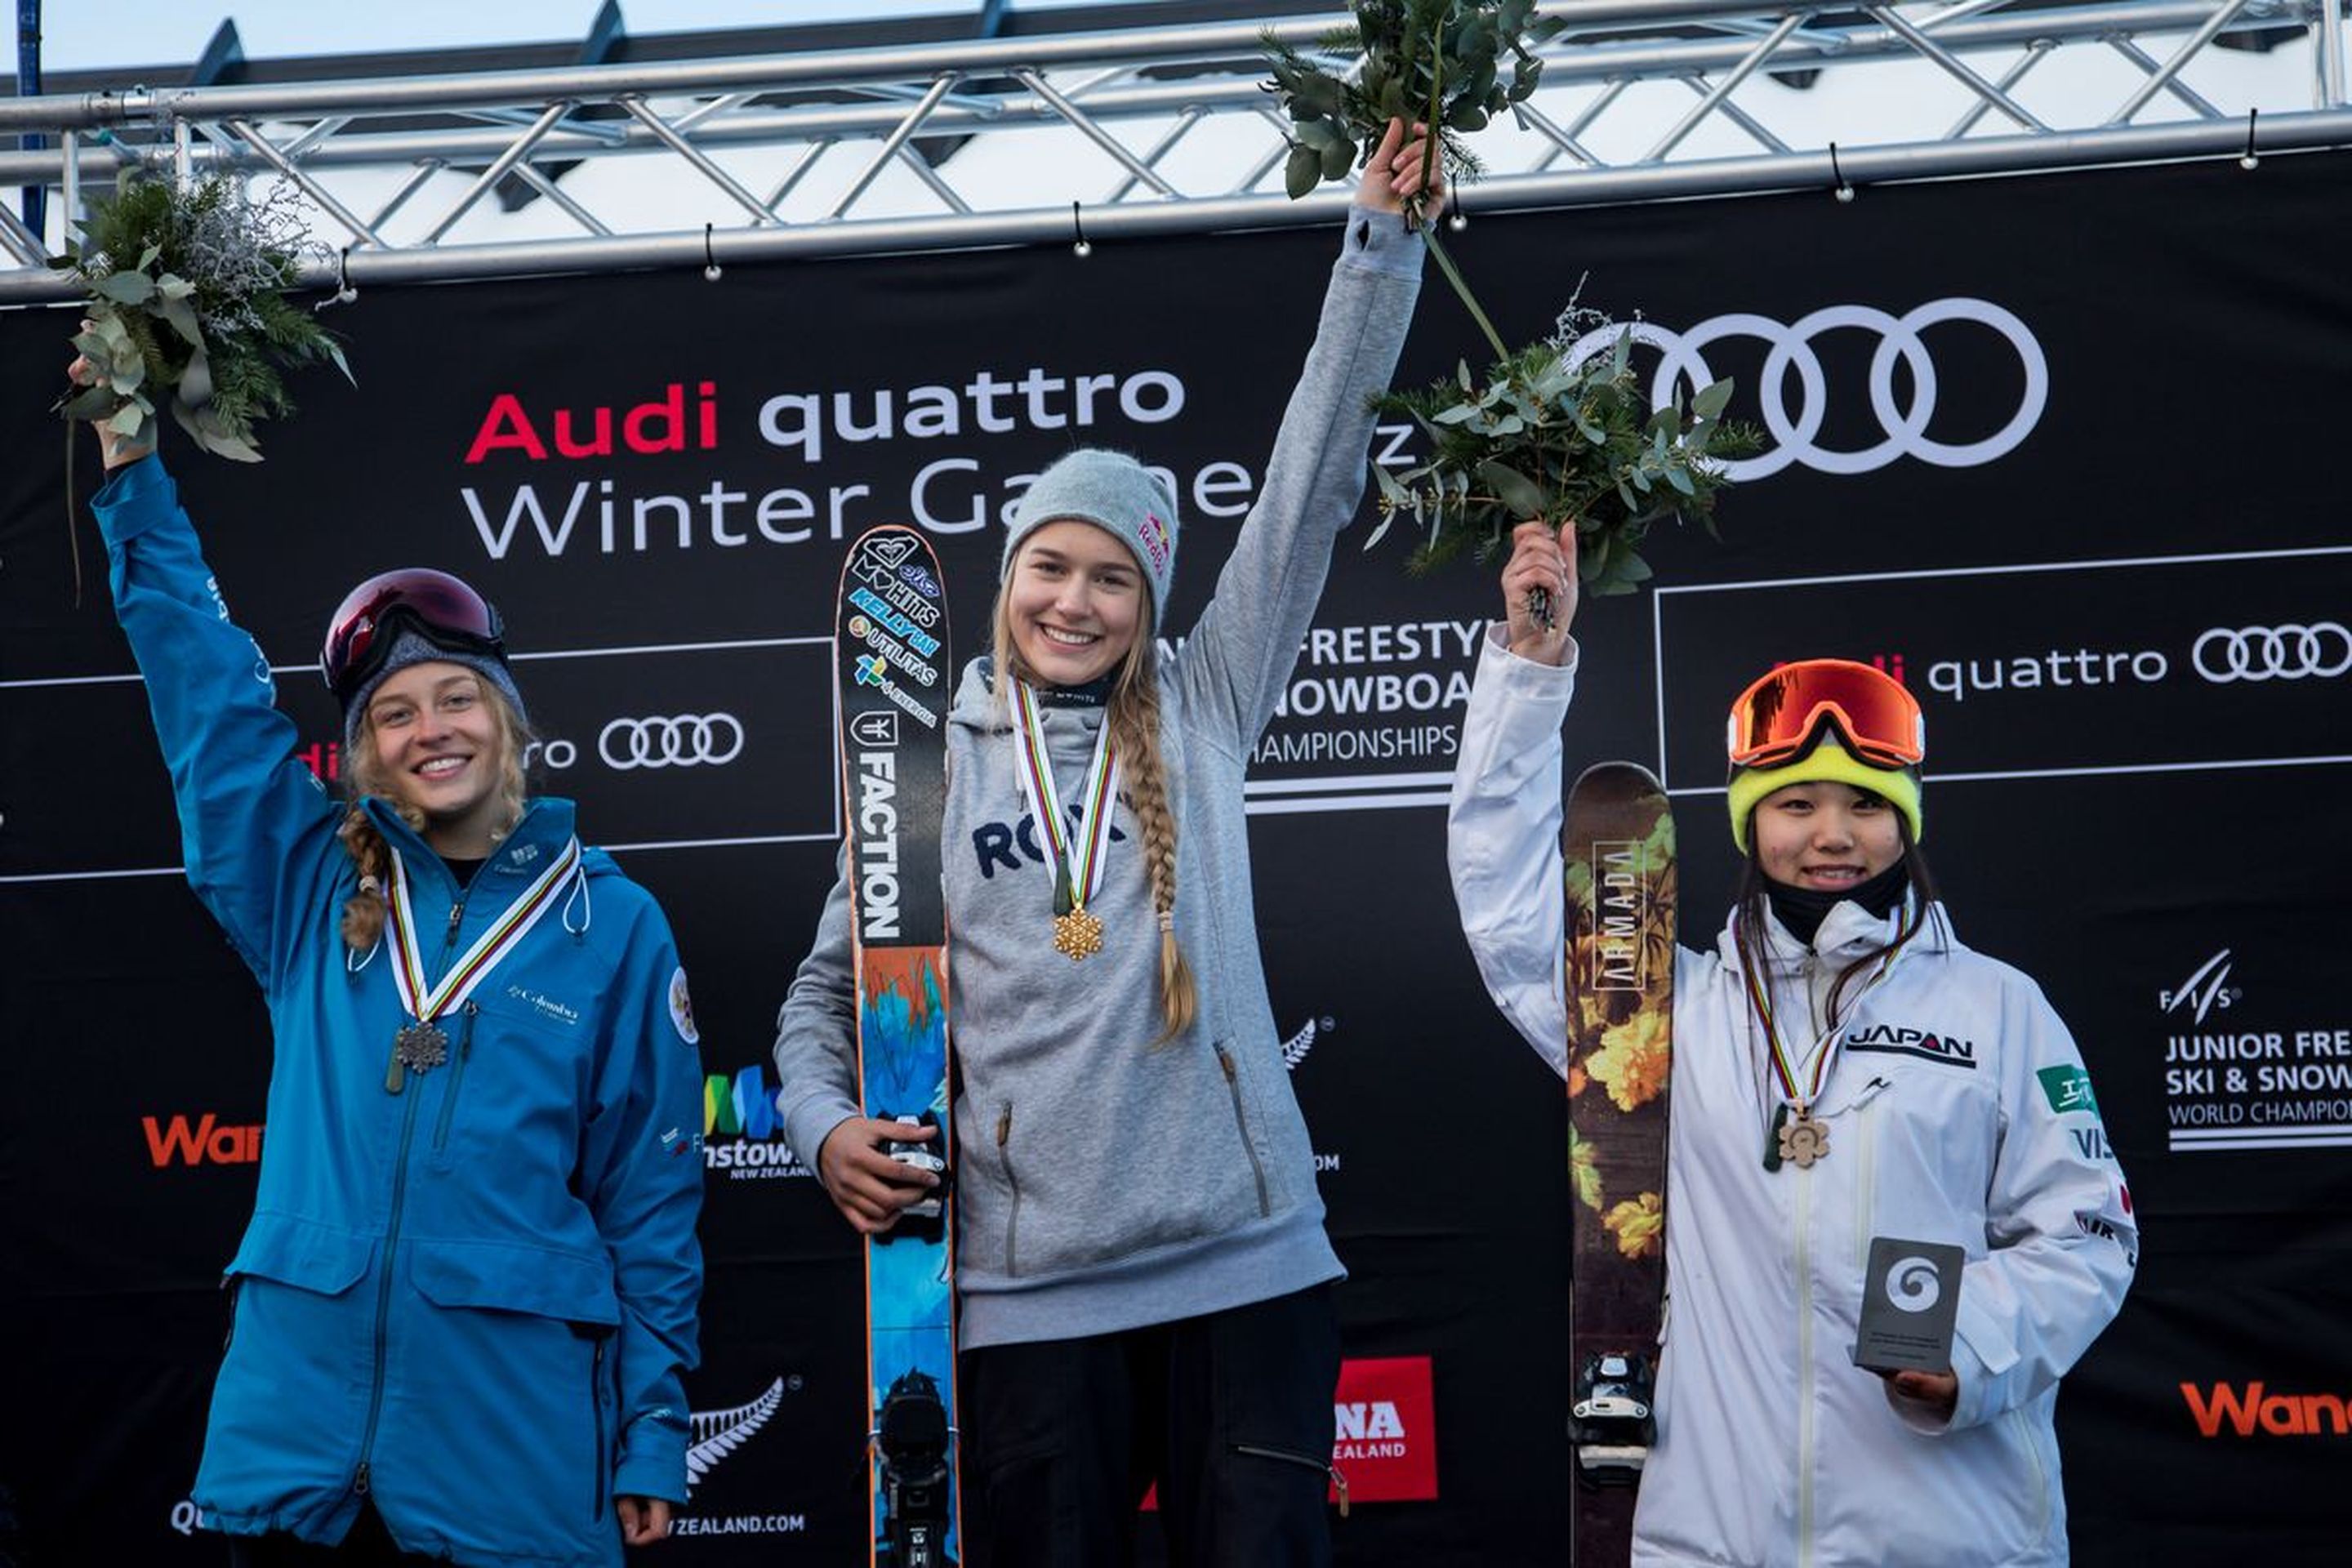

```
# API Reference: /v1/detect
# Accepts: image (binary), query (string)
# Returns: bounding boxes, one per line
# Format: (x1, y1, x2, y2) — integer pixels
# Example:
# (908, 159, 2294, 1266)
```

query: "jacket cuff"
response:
(1339, 202, 1428, 278)
(1478, 621, 1579, 708)
(89, 451, 176, 548)
(612, 1437, 688, 1506)
(783, 1095, 864, 1182)
(1933, 1291, 2016, 1432)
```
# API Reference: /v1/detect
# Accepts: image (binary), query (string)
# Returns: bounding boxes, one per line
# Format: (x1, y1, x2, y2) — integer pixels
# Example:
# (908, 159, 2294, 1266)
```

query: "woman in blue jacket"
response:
(74, 372, 705, 1567)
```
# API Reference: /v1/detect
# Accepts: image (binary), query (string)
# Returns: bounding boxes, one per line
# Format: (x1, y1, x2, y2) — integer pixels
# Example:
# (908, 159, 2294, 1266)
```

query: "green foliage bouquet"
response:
(1265, 1, 1757, 593)
(53, 171, 350, 461)
(1371, 300, 1758, 594)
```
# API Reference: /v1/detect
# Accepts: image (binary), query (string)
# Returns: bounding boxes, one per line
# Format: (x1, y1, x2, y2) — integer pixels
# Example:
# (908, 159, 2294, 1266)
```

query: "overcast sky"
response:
(11, 1, 1043, 74)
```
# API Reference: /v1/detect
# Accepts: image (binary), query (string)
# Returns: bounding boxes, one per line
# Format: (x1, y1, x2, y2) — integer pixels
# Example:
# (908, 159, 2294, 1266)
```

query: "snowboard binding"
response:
(1569, 1349, 1657, 1488)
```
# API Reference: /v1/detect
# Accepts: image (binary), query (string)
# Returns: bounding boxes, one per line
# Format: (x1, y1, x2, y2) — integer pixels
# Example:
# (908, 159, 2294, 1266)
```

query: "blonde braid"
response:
(989, 581, 1196, 1041)
(337, 805, 392, 952)
(1108, 630, 1196, 1044)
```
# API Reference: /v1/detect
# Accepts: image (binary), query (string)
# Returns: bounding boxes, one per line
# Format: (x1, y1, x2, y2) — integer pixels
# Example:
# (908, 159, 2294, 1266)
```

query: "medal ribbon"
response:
(1741, 895, 1919, 1109)
(385, 836, 584, 1024)
(1009, 680, 1120, 916)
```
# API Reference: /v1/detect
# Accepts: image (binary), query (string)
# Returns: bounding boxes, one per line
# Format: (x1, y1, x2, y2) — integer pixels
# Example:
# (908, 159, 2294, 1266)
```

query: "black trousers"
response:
(223, 1505, 439, 1566)
(959, 1284, 1341, 1568)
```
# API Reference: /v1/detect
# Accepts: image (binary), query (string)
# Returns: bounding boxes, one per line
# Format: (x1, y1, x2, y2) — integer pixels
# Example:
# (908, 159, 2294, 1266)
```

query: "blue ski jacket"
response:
(94, 455, 705, 1568)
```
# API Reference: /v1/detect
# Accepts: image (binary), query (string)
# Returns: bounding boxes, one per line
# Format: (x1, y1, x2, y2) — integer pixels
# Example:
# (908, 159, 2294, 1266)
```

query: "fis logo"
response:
(1844, 1023, 1978, 1070)
(145, 1114, 265, 1168)
(2161, 950, 2238, 1023)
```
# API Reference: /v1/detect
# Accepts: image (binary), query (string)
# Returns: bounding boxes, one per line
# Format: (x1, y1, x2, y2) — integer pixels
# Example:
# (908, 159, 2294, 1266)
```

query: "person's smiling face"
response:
(1003, 519, 1146, 688)
(1749, 779, 1904, 891)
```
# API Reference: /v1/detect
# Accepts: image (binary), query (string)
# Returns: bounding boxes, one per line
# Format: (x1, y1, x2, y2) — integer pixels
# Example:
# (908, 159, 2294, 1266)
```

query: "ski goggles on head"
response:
(320, 567, 506, 707)
(1726, 658, 1925, 772)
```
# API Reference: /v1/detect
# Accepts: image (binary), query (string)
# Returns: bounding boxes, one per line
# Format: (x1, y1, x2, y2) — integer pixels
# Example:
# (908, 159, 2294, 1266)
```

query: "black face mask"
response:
(1763, 859, 1911, 946)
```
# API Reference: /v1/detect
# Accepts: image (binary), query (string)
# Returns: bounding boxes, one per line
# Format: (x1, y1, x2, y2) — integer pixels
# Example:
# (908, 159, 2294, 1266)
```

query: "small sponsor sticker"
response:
(2037, 1064, 2098, 1117)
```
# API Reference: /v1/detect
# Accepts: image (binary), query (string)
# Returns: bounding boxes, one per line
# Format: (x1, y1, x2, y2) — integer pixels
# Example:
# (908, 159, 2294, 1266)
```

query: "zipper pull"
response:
(445, 901, 466, 939)
(461, 1000, 480, 1060)
(384, 1040, 407, 1096)
(354, 1460, 372, 1497)
(995, 1104, 1012, 1147)
(1330, 1463, 1350, 1519)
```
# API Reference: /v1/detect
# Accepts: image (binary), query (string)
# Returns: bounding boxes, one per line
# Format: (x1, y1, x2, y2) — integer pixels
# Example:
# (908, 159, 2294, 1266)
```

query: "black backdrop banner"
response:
(4, 151, 2350, 1564)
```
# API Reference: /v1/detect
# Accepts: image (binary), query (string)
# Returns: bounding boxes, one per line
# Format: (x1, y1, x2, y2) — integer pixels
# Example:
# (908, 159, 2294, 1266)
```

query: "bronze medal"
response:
(394, 1020, 450, 1074)
(1777, 1107, 1829, 1169)
(1053, 906, 1105, 962)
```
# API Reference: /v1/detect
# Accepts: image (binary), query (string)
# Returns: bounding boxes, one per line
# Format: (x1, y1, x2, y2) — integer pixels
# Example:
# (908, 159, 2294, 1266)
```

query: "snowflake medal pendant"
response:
(1777, 1105, 1829, 1169)
(1050, 865, 1102, 961)
(393, 1019, 449, 1084)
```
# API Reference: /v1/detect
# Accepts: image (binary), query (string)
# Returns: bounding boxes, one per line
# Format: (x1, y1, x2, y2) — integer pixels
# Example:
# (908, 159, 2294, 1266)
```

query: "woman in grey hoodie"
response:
(773, 122, 1433, 1566)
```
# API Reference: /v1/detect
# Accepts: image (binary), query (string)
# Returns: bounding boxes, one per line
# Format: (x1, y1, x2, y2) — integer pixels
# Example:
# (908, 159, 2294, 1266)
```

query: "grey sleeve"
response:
(773, 853, 865, 1169)
(1171, 204, 1426, 753)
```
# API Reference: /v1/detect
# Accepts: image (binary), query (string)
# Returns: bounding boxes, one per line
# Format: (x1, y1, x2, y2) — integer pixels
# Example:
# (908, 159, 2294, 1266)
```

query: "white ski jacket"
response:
(1448, 629, 2136, 1568)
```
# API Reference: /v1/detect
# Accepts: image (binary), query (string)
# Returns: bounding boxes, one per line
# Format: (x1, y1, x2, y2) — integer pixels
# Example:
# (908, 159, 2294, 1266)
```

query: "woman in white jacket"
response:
(1448, 521, 2136, 1567)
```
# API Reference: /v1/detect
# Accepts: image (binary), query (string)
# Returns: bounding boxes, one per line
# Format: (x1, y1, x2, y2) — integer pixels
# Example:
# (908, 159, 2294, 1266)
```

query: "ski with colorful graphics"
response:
(1561, 763, 1675, 1567)
(835, 526, 959, 1567)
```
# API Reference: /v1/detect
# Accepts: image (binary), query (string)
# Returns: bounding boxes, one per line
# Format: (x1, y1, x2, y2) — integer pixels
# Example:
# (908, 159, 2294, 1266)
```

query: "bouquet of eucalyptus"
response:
(54, 171, 350, 461)
(1266, 0, 1757, 593)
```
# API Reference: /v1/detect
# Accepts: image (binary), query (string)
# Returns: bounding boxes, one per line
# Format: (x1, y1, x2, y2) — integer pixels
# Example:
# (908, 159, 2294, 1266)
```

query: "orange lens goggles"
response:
(1726, 659, 1925, 770)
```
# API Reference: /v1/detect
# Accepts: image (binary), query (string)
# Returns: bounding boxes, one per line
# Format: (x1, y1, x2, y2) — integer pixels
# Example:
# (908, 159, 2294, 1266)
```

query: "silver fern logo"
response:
(685, 1377, 788, 1495)
(1282, 1015, 1337, 1071)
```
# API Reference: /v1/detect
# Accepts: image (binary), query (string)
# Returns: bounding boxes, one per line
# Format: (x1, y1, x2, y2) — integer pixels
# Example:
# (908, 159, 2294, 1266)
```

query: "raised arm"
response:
(1447, 522, 1582, 1076)
(75, 358, 345, 987)
(1171, 122, 1434, 752)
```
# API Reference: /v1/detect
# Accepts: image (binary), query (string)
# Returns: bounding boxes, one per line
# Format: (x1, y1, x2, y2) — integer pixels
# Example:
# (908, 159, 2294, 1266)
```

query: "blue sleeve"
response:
(581, 884, 707, 1503)
(92, 453, 342, 986)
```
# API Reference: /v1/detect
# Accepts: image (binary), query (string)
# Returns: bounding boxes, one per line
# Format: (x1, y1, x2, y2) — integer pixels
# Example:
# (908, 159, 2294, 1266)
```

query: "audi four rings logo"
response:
(599, 714, 746, 769)
(2192, 623, 2352, 683)
(1561, 299, 2048, 479)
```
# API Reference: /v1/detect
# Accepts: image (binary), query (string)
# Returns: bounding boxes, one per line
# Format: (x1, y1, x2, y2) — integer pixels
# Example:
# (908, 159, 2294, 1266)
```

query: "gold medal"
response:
(1053, 906, 1105, 961)
(1777, 1107, 1829, 1169)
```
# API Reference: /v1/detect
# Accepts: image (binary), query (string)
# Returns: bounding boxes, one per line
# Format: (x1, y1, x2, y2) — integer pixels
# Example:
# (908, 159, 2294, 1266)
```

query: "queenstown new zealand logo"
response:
(1845, 1023, 1978, 1069)
(702, 1065, 809, 1179)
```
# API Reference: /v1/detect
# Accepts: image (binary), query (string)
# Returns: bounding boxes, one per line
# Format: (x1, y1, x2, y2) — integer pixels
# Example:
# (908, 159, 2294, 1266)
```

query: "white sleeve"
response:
(1446, 626, 1579, 1080)
(1918, 973, 2138, 1433)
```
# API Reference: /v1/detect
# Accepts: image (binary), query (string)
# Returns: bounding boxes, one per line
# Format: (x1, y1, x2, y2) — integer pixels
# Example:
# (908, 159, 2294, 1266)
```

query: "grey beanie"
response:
(1002, 449, 1181, 621)
(342, 627, 528, 751)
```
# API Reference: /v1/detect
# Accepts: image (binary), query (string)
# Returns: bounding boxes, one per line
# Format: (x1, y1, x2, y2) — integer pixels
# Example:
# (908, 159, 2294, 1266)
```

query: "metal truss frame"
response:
(0, 0, 2346, 301)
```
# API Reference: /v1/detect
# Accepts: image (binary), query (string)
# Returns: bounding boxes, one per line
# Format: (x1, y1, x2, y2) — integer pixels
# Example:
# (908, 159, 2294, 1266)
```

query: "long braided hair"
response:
(335, 684, 532, 952)
(991, 595, 1197, 1042)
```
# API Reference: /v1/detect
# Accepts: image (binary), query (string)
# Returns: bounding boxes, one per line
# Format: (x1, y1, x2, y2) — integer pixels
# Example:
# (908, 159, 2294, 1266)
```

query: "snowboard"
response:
(1561, 763, 1676, 1566)
(836, 526, 959, 1567)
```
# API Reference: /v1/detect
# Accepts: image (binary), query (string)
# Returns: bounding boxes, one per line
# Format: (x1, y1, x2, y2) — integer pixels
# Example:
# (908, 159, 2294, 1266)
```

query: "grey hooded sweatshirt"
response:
(775, 207, 1424, 1348)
